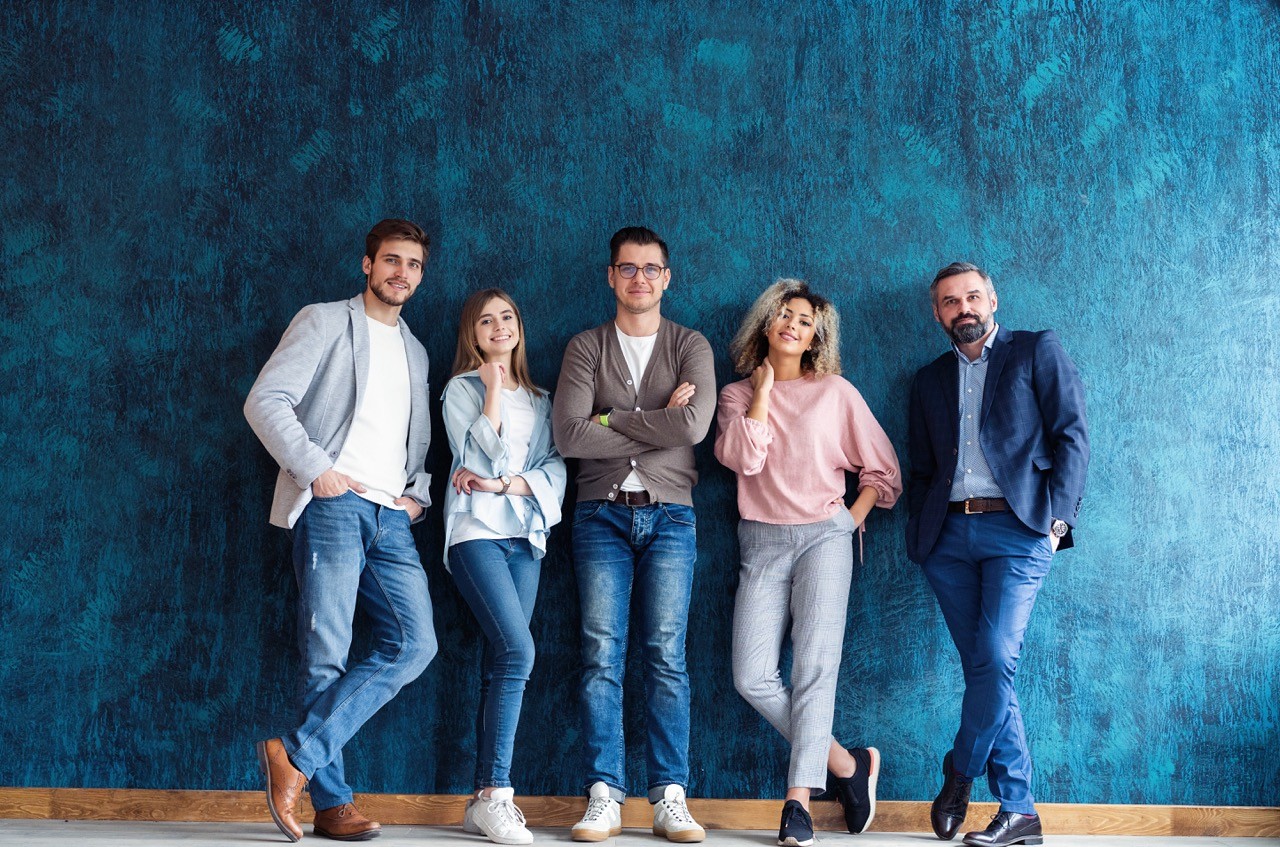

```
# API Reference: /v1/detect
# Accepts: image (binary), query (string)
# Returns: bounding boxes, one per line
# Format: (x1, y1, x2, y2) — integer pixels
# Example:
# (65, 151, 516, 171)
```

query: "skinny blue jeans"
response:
(449, 537, 540, 790)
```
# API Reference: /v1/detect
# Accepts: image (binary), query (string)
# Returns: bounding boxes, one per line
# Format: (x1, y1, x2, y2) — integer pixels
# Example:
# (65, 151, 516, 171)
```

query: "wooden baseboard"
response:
(0, 787, 1276, 837)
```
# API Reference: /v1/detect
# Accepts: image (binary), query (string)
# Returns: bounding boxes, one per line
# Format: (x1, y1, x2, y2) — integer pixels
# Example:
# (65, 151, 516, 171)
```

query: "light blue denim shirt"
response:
(441, 372, 567, 569)
(950, 325, 1005, 501)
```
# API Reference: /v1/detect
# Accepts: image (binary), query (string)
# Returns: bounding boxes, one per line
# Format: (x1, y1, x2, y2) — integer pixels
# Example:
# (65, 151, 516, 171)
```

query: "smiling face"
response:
(933, 271, 997, 346)
(765, 297, 817, 356)
(607, 241, 670, 315)
(473, 295, 521, 361)
(362, 238, 425, 307)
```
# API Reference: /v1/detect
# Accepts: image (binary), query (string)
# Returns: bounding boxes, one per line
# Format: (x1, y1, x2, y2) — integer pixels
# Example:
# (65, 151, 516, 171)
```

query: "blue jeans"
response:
(572, 500, 696, 803)
(284, 492, 437, 810)
(922, 509, 1053, 814)
(449, 538, 541, 791)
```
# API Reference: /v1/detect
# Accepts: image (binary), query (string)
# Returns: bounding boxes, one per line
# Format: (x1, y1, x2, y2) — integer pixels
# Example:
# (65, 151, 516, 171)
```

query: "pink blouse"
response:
(714, 374, 902, 524)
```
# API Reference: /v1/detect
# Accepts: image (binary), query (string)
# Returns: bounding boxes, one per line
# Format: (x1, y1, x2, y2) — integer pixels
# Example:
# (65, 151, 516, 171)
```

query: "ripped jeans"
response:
(282, 491, 437, 810)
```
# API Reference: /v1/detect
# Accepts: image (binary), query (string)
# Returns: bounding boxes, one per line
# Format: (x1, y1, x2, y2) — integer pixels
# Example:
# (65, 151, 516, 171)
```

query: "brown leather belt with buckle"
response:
(616, 491, 653, 507)
(948, 497, 1009, 514)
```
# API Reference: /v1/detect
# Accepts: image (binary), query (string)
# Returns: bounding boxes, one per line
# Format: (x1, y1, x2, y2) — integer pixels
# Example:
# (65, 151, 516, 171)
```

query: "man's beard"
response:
(948, 314, 992, 345)
(371, 278, 412, 307)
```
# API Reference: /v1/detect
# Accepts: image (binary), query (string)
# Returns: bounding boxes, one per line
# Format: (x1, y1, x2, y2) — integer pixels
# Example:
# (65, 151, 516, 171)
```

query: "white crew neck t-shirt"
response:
(615, 327, 657, 492)
(332, 316, 411, 509)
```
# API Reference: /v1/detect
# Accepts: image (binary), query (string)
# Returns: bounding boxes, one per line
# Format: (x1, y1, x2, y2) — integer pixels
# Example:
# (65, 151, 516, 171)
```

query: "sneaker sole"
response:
(778, 837, 814, 847)
(476, 825, 533, 846)
(653, 827, 706, 843)
(861, 746, 881, 834)
(572, 825, 622, 842)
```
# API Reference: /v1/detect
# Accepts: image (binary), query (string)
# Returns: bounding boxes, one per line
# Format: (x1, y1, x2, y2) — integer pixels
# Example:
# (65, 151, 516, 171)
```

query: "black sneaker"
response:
(777, 800, 814, 847)
(826, 746, 880, 833)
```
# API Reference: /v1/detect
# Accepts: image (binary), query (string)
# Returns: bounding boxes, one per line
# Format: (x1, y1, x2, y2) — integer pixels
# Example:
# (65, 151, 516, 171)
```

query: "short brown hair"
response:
(365, 219, 429, 261)
(609, 226, 668, 265)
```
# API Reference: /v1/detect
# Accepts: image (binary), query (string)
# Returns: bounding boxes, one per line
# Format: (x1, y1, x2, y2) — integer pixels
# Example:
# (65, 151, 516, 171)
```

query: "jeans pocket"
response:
(660, 503, 696, 527)
(572, 500, 606, 527)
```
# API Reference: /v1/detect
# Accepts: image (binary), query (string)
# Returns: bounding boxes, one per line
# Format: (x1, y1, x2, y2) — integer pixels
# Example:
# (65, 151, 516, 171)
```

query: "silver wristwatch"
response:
(1050, 520, 1069, 538)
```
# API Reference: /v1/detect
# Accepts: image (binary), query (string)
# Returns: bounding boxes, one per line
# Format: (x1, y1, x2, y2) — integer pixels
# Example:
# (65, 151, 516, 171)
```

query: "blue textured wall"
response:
(2, 0, 1277, 807)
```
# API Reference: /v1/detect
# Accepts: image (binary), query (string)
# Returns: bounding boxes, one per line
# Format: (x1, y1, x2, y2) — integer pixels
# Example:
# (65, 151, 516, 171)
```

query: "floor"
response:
(0, 821, 1276, 846)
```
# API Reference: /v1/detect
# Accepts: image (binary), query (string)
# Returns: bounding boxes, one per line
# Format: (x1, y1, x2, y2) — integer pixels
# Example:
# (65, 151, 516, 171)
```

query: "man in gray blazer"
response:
(245, 219, 437, 843)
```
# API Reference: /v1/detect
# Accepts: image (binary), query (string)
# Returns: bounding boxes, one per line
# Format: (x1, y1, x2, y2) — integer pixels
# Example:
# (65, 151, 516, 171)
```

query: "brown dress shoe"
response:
(313, 802, 382, 841)
(256, 738, 307, 842)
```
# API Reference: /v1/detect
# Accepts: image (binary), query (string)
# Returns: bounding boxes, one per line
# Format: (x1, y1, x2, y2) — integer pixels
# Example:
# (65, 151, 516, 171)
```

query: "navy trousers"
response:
(922, 509, 1053, 814)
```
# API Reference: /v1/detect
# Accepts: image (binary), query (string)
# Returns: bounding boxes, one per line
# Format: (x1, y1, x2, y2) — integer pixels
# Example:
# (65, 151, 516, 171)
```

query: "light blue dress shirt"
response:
(949, 325, 1005, 501)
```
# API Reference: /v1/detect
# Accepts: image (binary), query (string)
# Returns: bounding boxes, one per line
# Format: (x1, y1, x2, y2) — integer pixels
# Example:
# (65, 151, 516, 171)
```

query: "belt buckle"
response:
(964, 499, 976, 515)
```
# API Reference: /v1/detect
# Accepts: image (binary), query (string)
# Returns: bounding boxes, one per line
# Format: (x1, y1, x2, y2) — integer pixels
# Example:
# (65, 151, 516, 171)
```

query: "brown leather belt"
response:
(948, 497, 1008, 514)
(615, 491, 653, 507)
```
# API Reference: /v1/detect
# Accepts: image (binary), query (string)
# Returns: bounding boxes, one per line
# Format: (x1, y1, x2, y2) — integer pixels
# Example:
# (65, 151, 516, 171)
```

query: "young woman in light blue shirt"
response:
(443, 288, 567, 846)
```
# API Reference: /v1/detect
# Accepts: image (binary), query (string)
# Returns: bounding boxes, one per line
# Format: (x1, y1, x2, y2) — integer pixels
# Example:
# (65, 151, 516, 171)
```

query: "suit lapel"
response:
(937, 353, 959, 439)
(979, 325, 1013, 427)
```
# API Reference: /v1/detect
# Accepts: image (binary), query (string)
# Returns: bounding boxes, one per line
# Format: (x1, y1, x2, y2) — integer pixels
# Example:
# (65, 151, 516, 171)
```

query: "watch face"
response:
(1052, 521, 1068, 537)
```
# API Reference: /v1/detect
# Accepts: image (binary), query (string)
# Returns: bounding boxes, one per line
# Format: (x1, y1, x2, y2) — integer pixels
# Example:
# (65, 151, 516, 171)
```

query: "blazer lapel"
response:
(349, 295, 370, 416)
(979, 325, 1013, 427)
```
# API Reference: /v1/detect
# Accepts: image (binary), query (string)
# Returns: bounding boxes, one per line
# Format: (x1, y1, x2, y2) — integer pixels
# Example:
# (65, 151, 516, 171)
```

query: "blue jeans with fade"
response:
(572, 499, 696, 804)
(921, 509, 1053, 815)
(449, 537, 541, 791)
(284, 492, 437, 811)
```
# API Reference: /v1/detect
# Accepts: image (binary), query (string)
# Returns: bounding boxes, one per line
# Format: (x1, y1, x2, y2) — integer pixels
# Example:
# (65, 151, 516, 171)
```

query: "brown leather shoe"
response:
(256, 738, 307, 842)
(313, 803, 382, 841)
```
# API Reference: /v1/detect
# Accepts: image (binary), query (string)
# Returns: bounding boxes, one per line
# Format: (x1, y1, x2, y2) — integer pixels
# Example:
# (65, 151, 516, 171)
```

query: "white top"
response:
(451, 386, 536, 545)
(615, 326, 657, 492)
(332, 316, 411, 509)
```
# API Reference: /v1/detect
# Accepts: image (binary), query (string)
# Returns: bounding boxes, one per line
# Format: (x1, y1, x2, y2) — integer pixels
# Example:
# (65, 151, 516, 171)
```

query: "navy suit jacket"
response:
(906, 326, 1089, 564)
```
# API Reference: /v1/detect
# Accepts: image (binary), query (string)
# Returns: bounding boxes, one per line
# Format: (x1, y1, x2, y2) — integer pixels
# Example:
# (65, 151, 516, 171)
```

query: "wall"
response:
(2, 0, 1277, 806)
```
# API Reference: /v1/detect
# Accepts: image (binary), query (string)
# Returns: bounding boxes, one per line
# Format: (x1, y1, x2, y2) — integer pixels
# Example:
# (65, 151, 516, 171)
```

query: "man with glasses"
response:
(553, 226, 715, 843)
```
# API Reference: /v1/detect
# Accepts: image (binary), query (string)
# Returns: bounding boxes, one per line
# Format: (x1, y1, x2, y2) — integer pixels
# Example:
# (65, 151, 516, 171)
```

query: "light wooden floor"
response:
(1, 820, 1277, 846)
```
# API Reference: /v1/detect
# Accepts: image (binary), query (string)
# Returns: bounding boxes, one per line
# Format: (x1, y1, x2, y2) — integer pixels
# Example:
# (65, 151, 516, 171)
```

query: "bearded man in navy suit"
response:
(907, 262, 1089, 847)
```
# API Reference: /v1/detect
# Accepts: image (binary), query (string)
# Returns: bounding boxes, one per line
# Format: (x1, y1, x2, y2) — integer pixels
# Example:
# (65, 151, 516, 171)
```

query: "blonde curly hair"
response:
(729, 279, 842, 377)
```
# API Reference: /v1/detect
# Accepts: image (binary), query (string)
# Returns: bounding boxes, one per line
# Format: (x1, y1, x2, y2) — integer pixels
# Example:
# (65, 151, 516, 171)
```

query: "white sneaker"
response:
(652, 784, 705, 843)
(465, 787, 533, 845)
(571, 781, 622, 842)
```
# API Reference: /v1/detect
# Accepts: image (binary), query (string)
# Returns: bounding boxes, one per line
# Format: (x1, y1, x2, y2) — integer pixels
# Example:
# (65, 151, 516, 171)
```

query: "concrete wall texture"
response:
(2, 0, 1277, 807)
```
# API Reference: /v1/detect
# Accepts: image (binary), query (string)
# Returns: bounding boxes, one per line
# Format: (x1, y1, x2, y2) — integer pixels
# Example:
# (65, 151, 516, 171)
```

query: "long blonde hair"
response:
(729, 279, 842, 377)
(450, 288, 544, 397)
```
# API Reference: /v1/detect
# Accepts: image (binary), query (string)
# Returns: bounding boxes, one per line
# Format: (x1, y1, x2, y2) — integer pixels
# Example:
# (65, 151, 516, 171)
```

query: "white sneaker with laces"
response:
(571, 781, 623, 842)
(652, 784, 705, 843)
(465, 787, 533, 845)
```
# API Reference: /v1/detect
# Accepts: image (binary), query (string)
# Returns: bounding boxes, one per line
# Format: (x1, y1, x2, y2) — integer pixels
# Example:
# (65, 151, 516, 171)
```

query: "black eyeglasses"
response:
(611, 263, 667, 280)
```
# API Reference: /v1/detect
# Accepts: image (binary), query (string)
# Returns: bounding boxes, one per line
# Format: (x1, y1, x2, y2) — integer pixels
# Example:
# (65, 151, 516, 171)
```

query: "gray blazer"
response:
(244, 294, 432, 528)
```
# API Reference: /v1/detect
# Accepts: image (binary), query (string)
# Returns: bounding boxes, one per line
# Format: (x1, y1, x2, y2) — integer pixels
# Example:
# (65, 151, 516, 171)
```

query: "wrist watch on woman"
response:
(499, 475, 512, 495)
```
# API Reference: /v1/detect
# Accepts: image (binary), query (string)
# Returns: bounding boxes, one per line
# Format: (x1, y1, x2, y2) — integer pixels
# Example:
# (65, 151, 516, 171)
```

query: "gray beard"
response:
(948, 316, 992, 345)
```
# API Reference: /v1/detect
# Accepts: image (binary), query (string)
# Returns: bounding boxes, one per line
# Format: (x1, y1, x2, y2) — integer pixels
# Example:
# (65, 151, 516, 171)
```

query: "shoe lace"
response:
(660, 796, 694, 825)
(582, 797, 613, 822)
(487, 797, 527, 830)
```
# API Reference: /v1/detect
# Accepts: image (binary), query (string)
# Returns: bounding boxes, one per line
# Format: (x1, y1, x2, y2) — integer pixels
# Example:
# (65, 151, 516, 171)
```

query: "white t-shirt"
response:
(451, 386, 536, 545)
(615, 327, 656, 492)
(332, 317, 411, 509)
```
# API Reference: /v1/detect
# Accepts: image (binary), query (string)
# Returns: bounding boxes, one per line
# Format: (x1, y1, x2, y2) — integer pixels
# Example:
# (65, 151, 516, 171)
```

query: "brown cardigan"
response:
(552, 318, 716, 506)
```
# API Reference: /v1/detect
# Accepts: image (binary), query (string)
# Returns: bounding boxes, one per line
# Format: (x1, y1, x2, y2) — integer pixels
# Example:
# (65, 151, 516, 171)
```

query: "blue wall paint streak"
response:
(1, 0, 1277, 807)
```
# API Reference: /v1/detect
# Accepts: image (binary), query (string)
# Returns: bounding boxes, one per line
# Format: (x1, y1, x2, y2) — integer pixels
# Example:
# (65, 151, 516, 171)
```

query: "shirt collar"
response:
(952, 323, 1000, 364)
